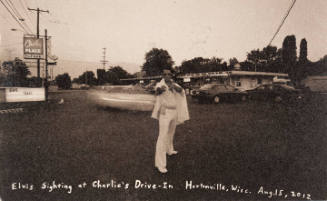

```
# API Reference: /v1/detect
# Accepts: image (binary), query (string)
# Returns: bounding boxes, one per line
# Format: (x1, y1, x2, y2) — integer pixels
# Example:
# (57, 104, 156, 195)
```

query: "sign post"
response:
(45, 29, 48, 101)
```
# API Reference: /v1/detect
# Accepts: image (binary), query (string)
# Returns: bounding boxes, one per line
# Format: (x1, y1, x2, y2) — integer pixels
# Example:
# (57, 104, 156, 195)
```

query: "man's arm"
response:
(155, 82, 167, 95)
(172, 83, 183, 93)
(155, 86, 165, 95)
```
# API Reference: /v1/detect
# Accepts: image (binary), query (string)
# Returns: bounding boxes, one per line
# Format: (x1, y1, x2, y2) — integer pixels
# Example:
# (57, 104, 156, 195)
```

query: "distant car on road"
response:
(191, 83, 247, 103)
(246, 84, 304, 103)
(87, 84, 155, 111)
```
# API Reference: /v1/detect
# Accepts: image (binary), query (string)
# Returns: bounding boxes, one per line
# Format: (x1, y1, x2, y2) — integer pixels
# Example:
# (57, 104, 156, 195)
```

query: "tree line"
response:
(1, 34, 326, 89)
(55, 66, 134, 89)
(0, 58, 41, 87)
(140, 35, 327, 86)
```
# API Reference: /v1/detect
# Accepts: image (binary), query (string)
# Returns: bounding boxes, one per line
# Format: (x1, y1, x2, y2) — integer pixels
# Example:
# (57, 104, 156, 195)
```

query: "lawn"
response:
(0, 91, 326, 201)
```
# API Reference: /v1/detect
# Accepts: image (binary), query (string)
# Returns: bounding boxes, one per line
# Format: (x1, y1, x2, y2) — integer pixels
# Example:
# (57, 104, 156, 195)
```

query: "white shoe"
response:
(156, 167, 168, 173)
(168, 150, 178, 156)
(58, 98, 64, 104)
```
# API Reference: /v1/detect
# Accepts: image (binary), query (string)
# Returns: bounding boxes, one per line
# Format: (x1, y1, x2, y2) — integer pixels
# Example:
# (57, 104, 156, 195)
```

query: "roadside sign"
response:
(23, 35, 44, 59)
(183, 77, 191, 82)
(4, 87, 45, 102)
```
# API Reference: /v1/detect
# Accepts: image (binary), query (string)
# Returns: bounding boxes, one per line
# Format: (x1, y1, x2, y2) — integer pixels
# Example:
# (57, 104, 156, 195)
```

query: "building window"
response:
(235, 81, 241, 87)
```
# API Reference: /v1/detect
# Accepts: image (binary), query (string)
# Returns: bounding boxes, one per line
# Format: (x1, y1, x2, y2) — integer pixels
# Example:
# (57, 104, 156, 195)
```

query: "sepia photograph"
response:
(0, 0, 326, 200)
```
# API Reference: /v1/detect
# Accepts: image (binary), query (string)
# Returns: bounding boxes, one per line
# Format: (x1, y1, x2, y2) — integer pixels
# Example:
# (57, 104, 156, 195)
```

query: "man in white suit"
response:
(151, 69, 189, 173)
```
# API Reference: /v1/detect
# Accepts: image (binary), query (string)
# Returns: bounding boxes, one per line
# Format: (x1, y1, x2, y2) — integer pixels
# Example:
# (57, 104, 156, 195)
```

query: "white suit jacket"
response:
(151, 79, 190, 125)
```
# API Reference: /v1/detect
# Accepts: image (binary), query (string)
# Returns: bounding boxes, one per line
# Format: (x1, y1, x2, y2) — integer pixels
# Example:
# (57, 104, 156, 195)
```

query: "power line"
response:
(0, 0, 30, 33)
(0, 8, 17, 28)
(4, 0, 30, 32)
(5, 0, 33, 33)
(268, 0, 297, 46)
(5, 0, 22, 19)
(19, 0, 36, 29)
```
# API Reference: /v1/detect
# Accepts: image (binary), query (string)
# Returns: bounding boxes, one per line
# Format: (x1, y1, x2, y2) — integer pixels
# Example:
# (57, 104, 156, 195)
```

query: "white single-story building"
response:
(120, 71, 290, 91)
(179, 71, 289, 91)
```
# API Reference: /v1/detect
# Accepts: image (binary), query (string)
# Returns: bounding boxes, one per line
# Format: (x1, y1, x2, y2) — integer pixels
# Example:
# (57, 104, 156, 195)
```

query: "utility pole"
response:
(100, 48, 108, 70)
(85, 68, 88, 85)
(45, 29, 48, 101)
(28, 7, 49, 81)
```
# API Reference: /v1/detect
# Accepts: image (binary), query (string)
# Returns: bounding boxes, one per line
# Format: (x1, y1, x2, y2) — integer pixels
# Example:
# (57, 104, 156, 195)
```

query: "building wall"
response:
(230, 76, 273, 91)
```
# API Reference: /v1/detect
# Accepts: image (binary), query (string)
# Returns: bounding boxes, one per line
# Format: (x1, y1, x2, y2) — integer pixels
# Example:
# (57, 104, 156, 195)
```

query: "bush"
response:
(55, 73, 72, 89)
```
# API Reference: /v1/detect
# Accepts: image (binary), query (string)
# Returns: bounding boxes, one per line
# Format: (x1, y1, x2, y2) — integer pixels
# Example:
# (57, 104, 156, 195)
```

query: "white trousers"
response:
(155, 108, 177, 169)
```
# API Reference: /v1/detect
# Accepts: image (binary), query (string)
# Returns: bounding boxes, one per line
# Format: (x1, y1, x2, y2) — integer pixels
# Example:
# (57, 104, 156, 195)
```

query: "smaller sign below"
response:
(5, 87, 45, 102)
(24, 54, 43, 59)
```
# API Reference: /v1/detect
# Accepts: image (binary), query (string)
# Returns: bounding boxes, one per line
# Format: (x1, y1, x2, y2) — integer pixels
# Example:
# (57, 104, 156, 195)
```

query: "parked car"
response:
(191, 83, 247, 103)
(246, 84, 304, 103)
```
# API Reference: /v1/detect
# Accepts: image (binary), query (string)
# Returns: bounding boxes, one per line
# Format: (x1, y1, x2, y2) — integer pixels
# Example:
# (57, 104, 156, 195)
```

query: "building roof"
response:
(121, 71, 289, 81)
(121, 75, 161, 81)
(229, 71, 288, 77)
(178, 71, 288, 78)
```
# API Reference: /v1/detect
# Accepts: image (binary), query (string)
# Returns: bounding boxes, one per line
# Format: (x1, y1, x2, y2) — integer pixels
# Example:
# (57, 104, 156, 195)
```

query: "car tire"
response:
(213, 96, 220, 104)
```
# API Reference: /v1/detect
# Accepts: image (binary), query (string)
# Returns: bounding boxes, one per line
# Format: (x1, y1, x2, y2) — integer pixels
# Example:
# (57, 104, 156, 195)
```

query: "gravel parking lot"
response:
(0, 91, 326, 201)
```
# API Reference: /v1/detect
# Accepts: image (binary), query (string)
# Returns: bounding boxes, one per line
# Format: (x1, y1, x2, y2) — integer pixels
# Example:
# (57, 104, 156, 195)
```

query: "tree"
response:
(246, 49, 261, 71)
(27, 76, 42, 87)
(295, 38, 309, 84)
(179, 57, 208, 74)
(246, 46, 283, 72)
(228, 57, 239, 69)
(299, 38, 308, 64)
(97, 69, 106, 85)
(178, 57, 226, 74)
(105, 66, 133, 84)
(142, 48, 174, 76)
(282, 35, 297, 82)
(77, 71, 97, 85)
(55, 73, 71, 89)
(1, 57, 31, 86)
(240, 61, 255, 71)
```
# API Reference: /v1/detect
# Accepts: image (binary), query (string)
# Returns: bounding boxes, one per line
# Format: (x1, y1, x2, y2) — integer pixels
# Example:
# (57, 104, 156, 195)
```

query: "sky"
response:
(0, 0, 326, 77)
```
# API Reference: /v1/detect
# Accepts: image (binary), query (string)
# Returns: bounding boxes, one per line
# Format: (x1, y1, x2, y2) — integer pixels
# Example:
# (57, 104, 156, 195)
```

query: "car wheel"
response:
(213, 96, 220, 104)
(274, 96, 282, 102)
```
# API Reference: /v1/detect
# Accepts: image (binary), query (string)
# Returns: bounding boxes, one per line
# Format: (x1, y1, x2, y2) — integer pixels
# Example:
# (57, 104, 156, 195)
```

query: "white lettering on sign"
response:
(9, 88, 18, 92)
(24, 48, 41, 54)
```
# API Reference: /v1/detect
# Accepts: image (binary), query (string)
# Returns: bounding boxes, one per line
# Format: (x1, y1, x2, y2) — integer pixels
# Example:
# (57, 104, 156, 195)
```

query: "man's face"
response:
(163, 72, 172, 82)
